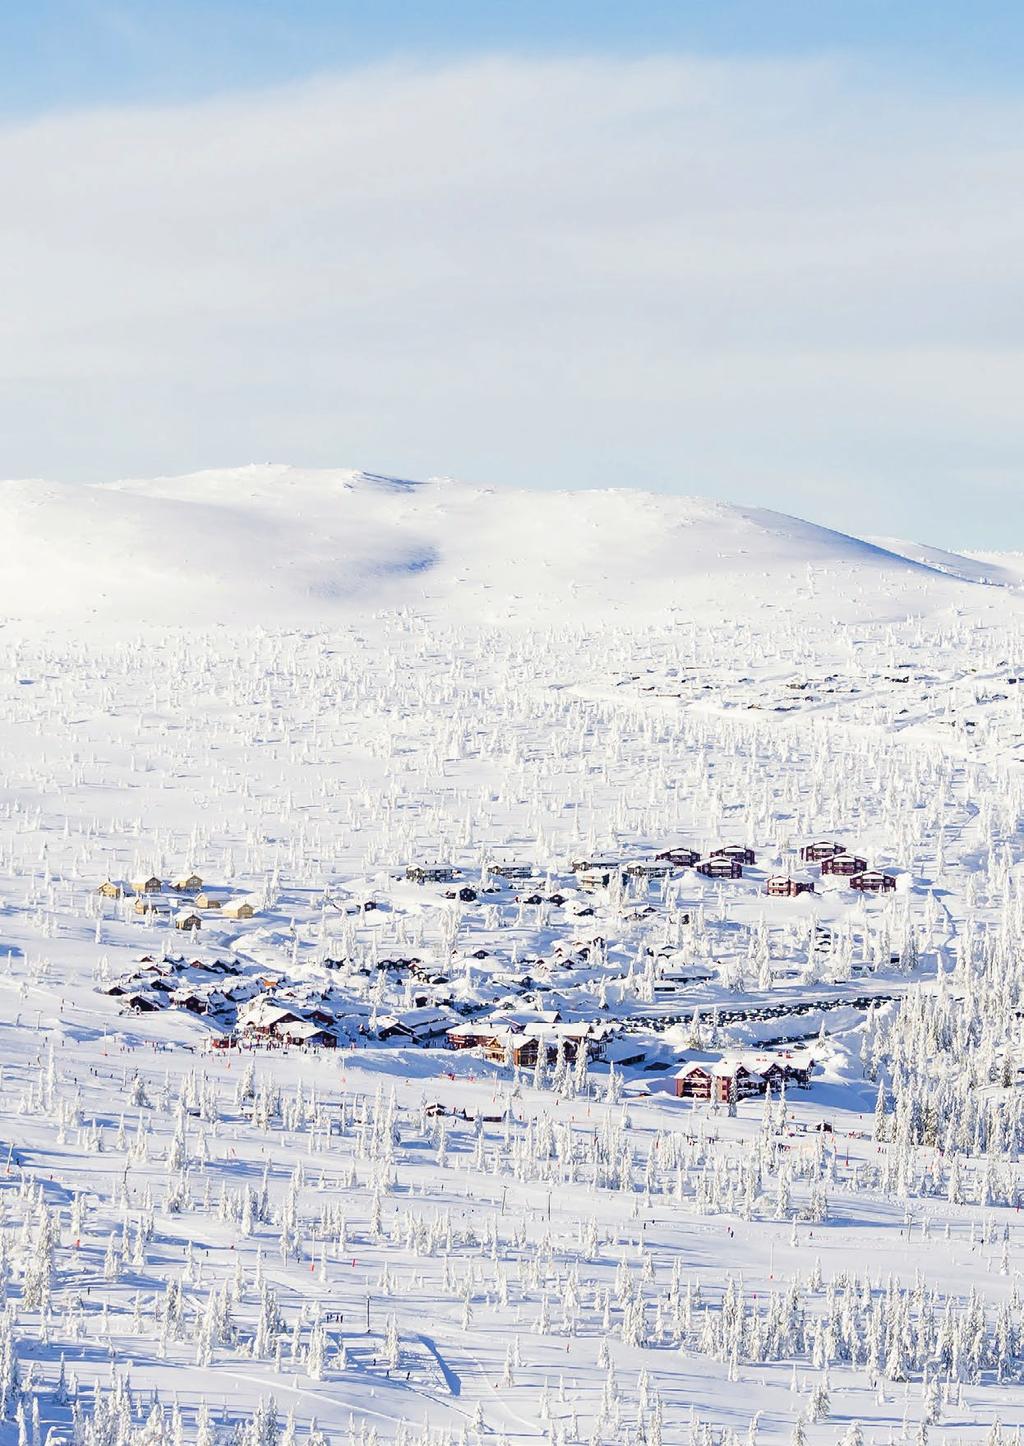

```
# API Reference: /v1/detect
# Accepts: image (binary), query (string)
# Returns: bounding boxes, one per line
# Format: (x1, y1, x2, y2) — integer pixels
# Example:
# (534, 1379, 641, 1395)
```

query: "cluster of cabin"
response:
(101, 954, 257, 1016)
(98, 841, 901, 1063)
(569, 844, 757, 889)
(763, 841, 898, 898)
(97, 872, 260, 930)
(674, 1051, 814, 1103)
(232, 995, 456, 1050)
(799, 841, 897, 893)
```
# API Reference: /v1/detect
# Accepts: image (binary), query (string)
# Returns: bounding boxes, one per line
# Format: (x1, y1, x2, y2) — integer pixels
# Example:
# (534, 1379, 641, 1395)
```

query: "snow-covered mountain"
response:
(2, 464, 1016, 626)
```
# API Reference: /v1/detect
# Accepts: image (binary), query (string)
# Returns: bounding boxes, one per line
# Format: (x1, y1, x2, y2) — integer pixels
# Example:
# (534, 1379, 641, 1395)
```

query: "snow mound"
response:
(0, 464, 1008, 627)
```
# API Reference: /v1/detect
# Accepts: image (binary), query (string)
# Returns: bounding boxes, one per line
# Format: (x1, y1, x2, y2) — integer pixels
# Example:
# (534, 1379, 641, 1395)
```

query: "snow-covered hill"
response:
(1, 464, 1014, 626)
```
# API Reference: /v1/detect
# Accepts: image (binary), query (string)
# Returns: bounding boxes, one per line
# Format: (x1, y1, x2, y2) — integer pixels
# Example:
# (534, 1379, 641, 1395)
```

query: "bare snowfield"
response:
(1, 467, 1024, 1446)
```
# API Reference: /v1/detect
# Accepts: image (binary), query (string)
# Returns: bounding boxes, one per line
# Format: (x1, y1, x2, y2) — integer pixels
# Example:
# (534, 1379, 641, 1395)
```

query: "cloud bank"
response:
(2, 55, 1021, 542)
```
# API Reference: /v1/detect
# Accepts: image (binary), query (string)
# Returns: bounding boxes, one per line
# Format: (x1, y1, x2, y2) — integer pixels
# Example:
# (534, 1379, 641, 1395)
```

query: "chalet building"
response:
(125, 994, 160, 1013)
(272, 1020, 337, 1048)
(711, 845, 756, 866)
(655, 847, 700, 867)
(174, 911, 202, 932)
(490, 863, 533, 880)
(131, 876, 162, 895)
(194, 893, 223, 910)
(675, 1061, 760, 1103)
(171, 873, 203, 892)
(624, 861, 673, 879)
(850, 870, 897, 894)
(406, 865, 457, 884)
(222, 898, 256, 920)
(697, 857, 743, 880)
(760, 1059, 813, 1089)
(799, 841, 844, 863)
(765, 877, 814, 897)
(237, 1000, 304, 1037)
(376, 1008, 451, 1043)
(675, 1053, 814, 1103)
(577, 867, 623, 892)
(481, 1024, 599, 1069)
(97, 880, 128, 899)
(820, 853, 868, 877)
(134, 896, 167, 917)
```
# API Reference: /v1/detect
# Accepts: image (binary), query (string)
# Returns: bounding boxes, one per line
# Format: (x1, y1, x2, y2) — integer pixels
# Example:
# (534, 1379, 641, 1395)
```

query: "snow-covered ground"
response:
(1, 467, 1024, 1446)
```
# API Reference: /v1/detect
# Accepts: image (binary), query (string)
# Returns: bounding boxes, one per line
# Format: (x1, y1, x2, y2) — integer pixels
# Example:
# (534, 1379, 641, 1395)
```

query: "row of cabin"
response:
(799, 841, 897, 892)
(99, 872, 205, 898)
(761, 842, 897, 896)
(575, 845, 757, 889)
(675, 1054, 813, 1103)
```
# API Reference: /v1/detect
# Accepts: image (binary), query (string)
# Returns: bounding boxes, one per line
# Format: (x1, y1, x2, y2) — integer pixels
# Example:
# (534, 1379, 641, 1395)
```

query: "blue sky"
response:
(6, 2, 1024, 112)
(2, 3, 1023, 546)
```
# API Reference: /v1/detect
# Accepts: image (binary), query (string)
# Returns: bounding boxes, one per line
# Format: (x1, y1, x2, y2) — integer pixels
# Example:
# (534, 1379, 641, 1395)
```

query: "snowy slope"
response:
(0, 464, 1012, 627)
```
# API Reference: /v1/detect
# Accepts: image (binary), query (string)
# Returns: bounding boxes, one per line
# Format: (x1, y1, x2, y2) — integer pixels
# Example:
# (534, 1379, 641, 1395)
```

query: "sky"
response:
(2, 2, 1023, 546)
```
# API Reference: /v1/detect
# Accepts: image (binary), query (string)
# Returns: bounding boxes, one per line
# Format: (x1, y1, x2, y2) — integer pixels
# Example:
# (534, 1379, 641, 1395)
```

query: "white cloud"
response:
(1, 54, 1022, 542)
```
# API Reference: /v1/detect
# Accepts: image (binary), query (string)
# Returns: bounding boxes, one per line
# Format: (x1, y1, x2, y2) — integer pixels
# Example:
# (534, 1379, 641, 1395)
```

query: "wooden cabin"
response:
(576, 866, 622, 892)
(125, 994, 161, 1013)
(222, 898, 256, 920)
(131, 876, 162, 895)
(194, 893, 223, 910)
(97, 880, 128, 899)
(675, 1061, 761, 1103)
(655, 847, 700, 868)
(272, 1021, 337, 1049)
(172, 873, 203, 891)
(406, 865, 457, 884)
(133, 896, 167, 917)
(174, 911, 202, 931)
(760, 1058, 813, 1089)
(850, 870, 897, 894)
(799, 841, 844, 863)
(820, 853, 868, 877)
(765, 877, 814, 897)
(624, 861, 672, 879)
(697, 857, 743, 880)
(711, 845, 756, 866)
(489, 863, 533, 880)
